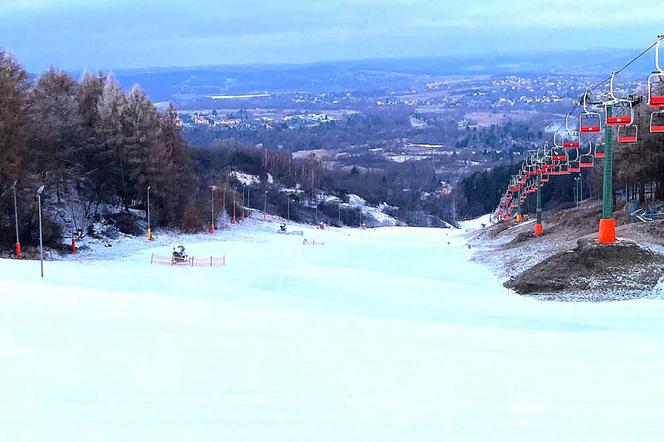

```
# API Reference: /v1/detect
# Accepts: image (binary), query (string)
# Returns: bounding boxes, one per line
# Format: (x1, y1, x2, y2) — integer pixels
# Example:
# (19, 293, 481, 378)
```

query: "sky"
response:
(0, 0, 662, 72)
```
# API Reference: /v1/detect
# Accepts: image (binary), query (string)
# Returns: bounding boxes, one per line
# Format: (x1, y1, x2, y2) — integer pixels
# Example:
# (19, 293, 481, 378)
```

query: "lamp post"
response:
(287, 195, 290, 222)
(263, 190, 268, 221)
(242, 185, 246, 219)
(574, 176, 580, 207)
(232, 187, 237, 224)
(36, 185, 45, 278)
(315, 193, 318, 224)
(210, 185, 218, 233)
(222, 182, 226, 218)
(579, 173, 583, 202)
(146, 186, 153, 241)
(338, 203, 341, 226)
(11, 180, 20, 257)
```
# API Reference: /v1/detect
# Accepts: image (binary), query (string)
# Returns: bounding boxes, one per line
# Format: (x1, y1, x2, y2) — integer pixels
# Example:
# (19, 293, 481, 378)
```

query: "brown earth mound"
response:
(504, 239, 664, 300)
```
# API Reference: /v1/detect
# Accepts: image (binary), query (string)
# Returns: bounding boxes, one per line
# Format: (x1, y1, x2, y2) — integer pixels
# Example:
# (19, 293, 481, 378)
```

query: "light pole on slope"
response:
(36, 185, 45, 278)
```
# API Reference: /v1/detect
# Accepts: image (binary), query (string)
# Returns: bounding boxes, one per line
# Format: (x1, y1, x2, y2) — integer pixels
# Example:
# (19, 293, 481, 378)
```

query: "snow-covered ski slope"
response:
(1, 219, 664, 441)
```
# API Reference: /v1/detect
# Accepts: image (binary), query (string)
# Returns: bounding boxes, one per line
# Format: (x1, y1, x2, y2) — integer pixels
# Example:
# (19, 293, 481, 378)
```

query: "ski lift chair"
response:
(579, 142, 595, 168)
(567, 147, 581, 173)
(606, 100, 633, 126)
(649, 74, 664, 108)
(617, 124, 638, 143)
(605, 72, 634, 126)
(651, 109, 664, 133)
(580, 91, 602, 133)
(595, 142, 605, 160)
(563, 113, 581, 148)
(647, 36, 664, 108)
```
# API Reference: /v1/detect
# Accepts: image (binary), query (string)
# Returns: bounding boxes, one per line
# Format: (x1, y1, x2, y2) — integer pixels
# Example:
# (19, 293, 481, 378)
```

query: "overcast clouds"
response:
(1, 0, 662, 71)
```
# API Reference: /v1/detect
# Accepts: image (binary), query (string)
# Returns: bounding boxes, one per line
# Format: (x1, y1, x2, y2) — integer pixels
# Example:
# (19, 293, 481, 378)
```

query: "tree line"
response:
(457, 97, 664, 219)
(0, 51, 194, 248)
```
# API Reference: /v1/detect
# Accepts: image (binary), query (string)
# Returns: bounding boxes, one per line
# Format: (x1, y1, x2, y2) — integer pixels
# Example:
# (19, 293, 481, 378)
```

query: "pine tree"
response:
(156, 102, 194, 226)
(30, 67, 83, 201)
(96, 74, 129, 207)
(0, 51, 33, 246)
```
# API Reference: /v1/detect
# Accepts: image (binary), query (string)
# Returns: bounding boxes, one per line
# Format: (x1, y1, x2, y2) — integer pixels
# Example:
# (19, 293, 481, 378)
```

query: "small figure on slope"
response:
(172, 245, 188, 263)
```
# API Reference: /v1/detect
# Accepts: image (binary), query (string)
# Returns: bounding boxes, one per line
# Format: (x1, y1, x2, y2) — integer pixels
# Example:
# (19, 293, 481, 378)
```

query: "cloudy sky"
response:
(1, 0, 662, 71)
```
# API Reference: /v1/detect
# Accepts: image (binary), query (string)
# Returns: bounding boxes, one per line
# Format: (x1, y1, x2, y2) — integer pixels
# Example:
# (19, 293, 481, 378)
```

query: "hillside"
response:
(471, 201, 664, 301)
(3, 218, 664, 440)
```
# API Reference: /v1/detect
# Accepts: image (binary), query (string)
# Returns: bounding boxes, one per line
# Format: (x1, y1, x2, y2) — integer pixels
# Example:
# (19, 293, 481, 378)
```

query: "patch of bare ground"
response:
(504, 239, 664, 301)
(471, 200, 664, 301)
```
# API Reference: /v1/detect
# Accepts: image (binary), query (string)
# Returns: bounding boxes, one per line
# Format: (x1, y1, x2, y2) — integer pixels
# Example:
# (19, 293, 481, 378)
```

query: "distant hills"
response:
(105, 48, 656, 103)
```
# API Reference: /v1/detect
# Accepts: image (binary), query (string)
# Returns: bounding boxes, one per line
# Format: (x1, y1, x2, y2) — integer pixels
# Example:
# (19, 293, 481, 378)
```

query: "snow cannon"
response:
(172, 245, 188, 263)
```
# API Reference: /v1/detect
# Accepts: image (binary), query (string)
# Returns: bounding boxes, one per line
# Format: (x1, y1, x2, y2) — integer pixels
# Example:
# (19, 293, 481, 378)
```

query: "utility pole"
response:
(599, 106, 616, 243)
(232, 187, 237, 224)
(242, 185, 246, 219)
(574, 177, 579, 207)
(287, 195, 291, 222)
(210, 185, 217, 233)
(222, 182, 226, 223)
(338, 203, 341, 226)
(36, 185, 45, 278)
(11, 180, 20, 257)
(264, 190, 268, 220)
(146, 186, 153, 241)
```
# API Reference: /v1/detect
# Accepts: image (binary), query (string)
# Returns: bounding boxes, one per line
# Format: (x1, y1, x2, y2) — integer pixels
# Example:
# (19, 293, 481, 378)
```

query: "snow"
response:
(342, 194, 399, 227)
(2, 220, 664, 441)
(228, 171, 260, 186)
(346, 193, 366, 208)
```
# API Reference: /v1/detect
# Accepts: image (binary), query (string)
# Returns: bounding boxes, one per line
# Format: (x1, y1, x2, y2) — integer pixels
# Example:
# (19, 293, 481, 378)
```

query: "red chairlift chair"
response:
(617, 124, 638, 143)
(567, 147, 581, 173)
(605, 72, 634, 126)
(579, 142, 595, 168)
(562, 113, 581, 148)
(647, 36, 664, 109)
(595, 143, 605, 159)
(651, 109, 664, 133)
(579, 91, 602, 133)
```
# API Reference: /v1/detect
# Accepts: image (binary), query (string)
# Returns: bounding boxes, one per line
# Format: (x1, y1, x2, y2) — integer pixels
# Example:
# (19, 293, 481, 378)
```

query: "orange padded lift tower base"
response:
(534, 223, 543, 236)
(598, 218, 616, 244)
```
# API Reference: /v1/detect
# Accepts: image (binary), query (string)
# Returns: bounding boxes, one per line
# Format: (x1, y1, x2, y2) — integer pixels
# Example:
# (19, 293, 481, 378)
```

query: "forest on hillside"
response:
(0, 50, 198, 248)
(457, 96, 664, 218)
(0, 49, 463, 251)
